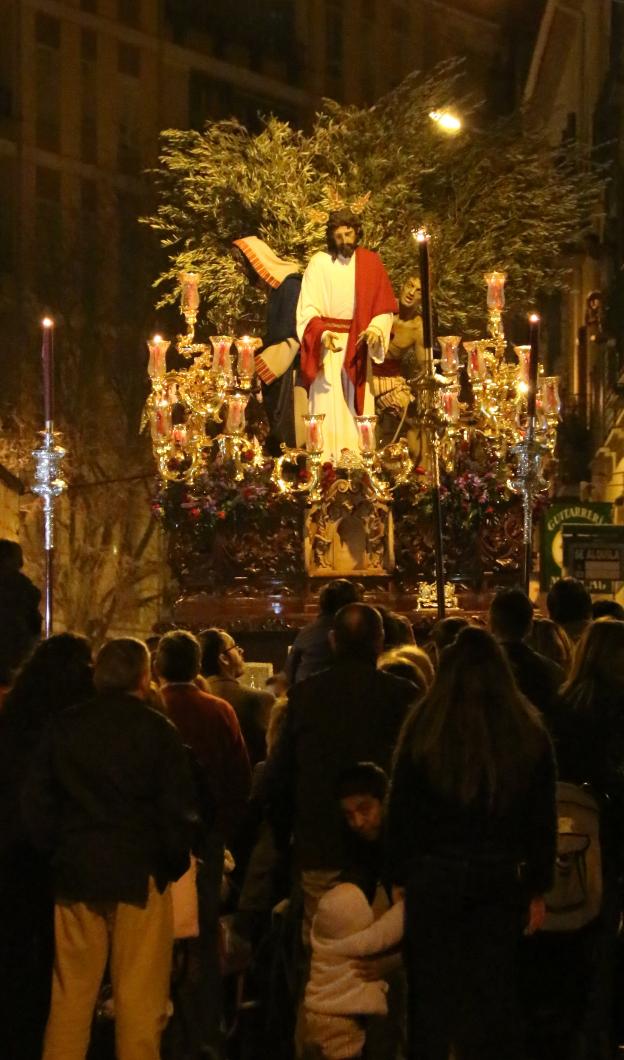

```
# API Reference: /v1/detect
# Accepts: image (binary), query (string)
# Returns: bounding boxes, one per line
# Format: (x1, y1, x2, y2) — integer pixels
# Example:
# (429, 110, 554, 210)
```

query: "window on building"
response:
(80, 179, 98, 313)
(118, 43, 140, 77)
(325, 0, 343, 94)
(116, 192, 142, 320)
(35, 20, 61, 152)
(35, 166, 63, 301)
(0, 158, 15, 273)
(118, 0, 140, 28)
(117, 76, 141, 173)
(35, 12, 61, 48)
(81, 31, 98, 163)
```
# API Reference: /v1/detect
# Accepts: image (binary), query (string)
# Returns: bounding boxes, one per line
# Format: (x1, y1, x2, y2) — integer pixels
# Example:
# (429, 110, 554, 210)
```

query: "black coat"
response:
(23, 691, 197, 904)
(500, 640, 564, 722)
(263, 657, 415, 870)
(387, 739, 557, 898)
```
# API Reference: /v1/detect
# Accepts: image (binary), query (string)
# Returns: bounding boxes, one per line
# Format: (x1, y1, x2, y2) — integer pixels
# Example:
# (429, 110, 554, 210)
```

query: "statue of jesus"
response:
(296, 208, 397, 464)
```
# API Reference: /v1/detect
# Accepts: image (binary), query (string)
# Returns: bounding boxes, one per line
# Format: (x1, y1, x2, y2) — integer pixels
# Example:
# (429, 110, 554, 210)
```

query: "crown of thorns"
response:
(307, 189, 371, 225)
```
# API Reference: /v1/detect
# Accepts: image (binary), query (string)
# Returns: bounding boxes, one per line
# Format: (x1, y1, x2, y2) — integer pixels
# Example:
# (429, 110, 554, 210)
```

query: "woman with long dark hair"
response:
(553, 619, 624, 1059)
(0, 633, 93, 1060)
(387, 626, 556, 1060)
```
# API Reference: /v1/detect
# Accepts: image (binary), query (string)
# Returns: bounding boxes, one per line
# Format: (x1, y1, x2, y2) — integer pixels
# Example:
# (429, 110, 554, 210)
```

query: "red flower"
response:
(298, 469, 311, 482)
(189, 507, 201, 519)
(242, 450, 254, 461)
(414, 465, 426, 476)
(217, 510, 226, 519)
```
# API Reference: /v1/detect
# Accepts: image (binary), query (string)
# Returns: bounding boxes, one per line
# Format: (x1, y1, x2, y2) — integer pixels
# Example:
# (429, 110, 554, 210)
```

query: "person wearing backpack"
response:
(387, 627, 557, 1060)
(552, 618, 624, 1060)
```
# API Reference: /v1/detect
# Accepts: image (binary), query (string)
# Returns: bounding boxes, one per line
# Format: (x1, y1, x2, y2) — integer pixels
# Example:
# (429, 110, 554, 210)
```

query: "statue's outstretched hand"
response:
(358, 326, 384, 359)
(322, 331, 342, 353)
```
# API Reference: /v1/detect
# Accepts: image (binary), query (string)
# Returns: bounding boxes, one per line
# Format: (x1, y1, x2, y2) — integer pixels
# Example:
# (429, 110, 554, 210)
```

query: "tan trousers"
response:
(43, 879, 173, 1060)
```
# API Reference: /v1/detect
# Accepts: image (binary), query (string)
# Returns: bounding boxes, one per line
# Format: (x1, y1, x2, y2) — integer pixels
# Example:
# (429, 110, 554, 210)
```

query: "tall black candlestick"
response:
(414, 227, 445, 619)
(41, 318, 54, 426)
(527, 314, 540, 422)
(416, 229, 434, 358)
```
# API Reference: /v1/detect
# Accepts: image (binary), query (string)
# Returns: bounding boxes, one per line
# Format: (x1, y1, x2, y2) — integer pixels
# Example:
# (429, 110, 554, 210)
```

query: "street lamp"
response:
(429, 109, 462, 133)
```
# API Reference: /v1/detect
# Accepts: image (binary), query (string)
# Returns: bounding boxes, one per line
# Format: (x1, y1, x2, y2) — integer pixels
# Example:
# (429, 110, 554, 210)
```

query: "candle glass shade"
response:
(355, 415, 378, 456)
(224, 390, 249, 436)
(438, 336, 461, 376)
(150, 397, 172, 443)
(180, 271, 200, 313)
(209, 336, 235, 381)
(303, 414, 325, 455)
(540, 376, 561, 417)
(234, 335, 262, 386)
(514, 345, 532, 386)
(171, 424, 188, 447)
(147, 337, 171, 381)
(441, 385, 461, 423)
(464, 340, 489, 382)
(484, 271, 507, 311)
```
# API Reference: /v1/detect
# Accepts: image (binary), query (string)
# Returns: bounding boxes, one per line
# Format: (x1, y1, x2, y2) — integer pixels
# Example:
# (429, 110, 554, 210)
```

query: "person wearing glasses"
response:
(199, 629, 274, 767)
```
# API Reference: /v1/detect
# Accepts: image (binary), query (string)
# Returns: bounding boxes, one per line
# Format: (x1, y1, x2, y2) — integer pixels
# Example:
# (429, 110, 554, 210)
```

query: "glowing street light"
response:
(429, 110, 462, 133)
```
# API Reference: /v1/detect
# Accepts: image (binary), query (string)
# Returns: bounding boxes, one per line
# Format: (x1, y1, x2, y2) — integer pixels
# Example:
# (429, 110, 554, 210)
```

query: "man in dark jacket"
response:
(264, 603, 415, 927)
(24, 637, 196, 1060)
(490, 587, 564, 721)
(284, 577, 362, 686)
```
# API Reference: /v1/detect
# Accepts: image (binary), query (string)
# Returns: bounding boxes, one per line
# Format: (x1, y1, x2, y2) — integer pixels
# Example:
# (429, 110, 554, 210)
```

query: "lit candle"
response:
(527, 314, 540, 420)
(235, 335, 261, 383)
(147, 335, 170, 380)
(172, 425, 188, 446)
(414, 229, 433, 356)
(304, 414, 325, 453)
(41, 317, 54, 425)
(210, 336, 234, 379)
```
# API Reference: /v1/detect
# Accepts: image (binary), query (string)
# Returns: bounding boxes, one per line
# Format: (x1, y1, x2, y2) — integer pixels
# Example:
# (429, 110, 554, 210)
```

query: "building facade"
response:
(0, 0, 544, 634)
(523, 0, 624, 505)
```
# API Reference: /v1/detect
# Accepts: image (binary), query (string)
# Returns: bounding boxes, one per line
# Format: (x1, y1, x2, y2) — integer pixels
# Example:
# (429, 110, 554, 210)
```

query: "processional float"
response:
(144, 241, 560, 616)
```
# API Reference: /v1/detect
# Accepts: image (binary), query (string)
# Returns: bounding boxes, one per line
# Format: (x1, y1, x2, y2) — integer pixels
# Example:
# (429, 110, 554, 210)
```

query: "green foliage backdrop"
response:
(145, 62, 602, 336)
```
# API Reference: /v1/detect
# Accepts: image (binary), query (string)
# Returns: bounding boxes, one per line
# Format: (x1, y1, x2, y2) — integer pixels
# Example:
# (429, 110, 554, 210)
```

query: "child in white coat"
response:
(304, 882, 404, 1059)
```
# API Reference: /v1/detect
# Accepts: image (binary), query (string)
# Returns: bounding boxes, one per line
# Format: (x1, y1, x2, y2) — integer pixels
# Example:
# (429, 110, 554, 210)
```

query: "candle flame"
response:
(517, 380, 529, 395)
(41, 317, 54, 328)
(152, 334, 163, 344)
(413, 228, 429, 243)
(529, 313, 540, 323)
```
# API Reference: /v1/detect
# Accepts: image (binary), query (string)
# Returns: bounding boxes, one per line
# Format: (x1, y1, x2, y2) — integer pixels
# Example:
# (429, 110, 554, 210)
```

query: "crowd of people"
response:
(1, 557, 624, 1060)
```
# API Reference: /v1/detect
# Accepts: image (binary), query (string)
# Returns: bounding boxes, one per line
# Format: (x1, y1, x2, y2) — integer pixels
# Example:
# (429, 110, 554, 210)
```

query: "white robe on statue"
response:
(296, 251, 393, 464)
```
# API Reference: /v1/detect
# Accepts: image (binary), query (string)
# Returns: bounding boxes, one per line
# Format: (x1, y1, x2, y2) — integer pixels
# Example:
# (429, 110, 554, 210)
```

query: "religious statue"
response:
(232, 236, 305, 454)
(296, 208, 397, 464)
(373, 274, 426, 446)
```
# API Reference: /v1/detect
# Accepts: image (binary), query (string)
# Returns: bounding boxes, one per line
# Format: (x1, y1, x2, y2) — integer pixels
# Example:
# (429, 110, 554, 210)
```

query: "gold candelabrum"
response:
(144, 271, 266, 484)
(419, 272, 560, 485)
